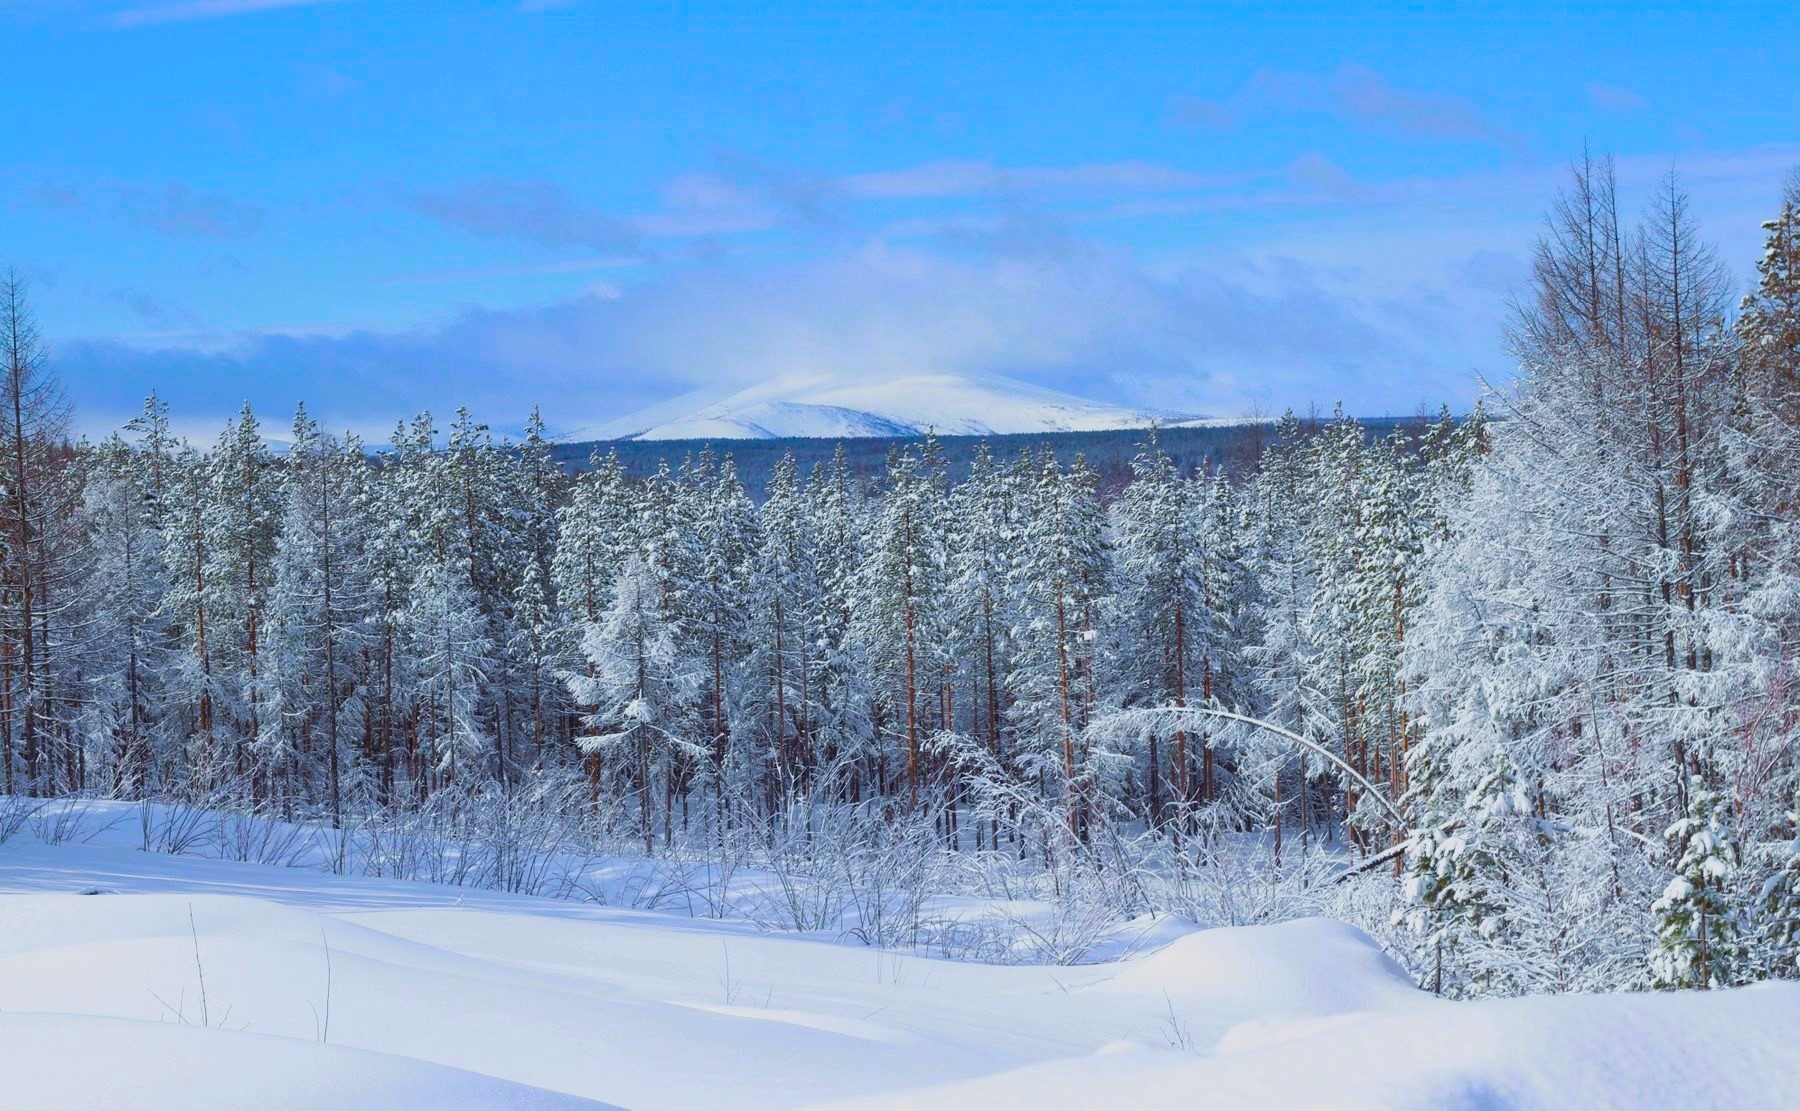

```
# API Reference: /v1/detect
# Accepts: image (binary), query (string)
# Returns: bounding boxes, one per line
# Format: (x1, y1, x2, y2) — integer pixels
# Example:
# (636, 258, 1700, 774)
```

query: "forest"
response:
(548, 415, 1429, 495)
(2, 157, 1797, 999)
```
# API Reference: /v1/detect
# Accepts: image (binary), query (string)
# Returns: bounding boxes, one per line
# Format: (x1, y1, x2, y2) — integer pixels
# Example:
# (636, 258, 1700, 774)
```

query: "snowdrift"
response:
(2, 1013, 618, 1111)
(819, 982, 1800, 1111)
(1094, 916, 1427, 1018)
(3, 833, 1797, 1110)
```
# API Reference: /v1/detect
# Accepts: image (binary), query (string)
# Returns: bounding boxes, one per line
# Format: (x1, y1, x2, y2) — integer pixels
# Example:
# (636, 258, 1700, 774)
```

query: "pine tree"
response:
(567, 555, 696, 853)
(749, 452, 824, 807)
(945, 443, 1018, 845)
(552, 447, 639, 800)
(267, 407, 372, 824)
(1350, 430, 1424, 847)
(687, 452, 757, 818)
(74, 437, 164, 795)
(553, 448, 636, 626)
(855, 444, 947, 810)
(1007, 447, 1108, 831)
(803, 447, 873, 801)
(508, 558, 562, 787)
(1111, 428, 1205, 826)
(204, 403, 280, 796)
(360, 417, 434, 801)
(160, 443, 222, 790)
(502, 407, 567, 776)
(1721, 176, 1800, 849)
(1755, 793, 1800, 978)
(1302, 408, 1369, 845)
(1196, 471, 1255, 812)
(406, 558, 492, 793)
(1244, 414, 1331, 851)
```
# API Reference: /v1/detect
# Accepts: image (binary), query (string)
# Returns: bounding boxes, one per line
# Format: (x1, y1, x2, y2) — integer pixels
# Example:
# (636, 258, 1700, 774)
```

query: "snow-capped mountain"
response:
(588, 372, 1187, 441)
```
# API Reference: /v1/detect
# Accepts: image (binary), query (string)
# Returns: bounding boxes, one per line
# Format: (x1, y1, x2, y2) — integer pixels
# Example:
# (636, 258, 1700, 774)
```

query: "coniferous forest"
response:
(3, 158, 1798, 999)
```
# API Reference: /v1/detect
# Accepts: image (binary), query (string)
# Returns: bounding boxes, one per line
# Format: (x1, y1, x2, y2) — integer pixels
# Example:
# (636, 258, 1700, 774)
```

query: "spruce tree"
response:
(1652, 779, 1744, 989)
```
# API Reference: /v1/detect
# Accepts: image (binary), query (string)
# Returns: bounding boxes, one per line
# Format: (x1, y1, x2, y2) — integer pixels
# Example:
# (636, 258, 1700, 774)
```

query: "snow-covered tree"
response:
(1653, 780, 1745, 989)
(74, 436, 164, 795)
(1007, 448, 1108, 830)
(266, 407, 372, 823)
(567, 555, 697, 853)
(1111, 428, 1206, 824)
(747, 452, 824, 806)
(204, 403, 280, 794)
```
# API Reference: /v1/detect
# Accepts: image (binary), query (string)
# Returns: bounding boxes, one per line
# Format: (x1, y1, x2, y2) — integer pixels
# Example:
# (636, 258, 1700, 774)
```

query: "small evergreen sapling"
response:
(1652, 779, 1744, 989)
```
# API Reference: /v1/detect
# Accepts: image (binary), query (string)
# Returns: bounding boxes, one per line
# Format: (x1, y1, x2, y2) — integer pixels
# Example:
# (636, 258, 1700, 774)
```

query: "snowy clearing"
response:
(3, 820, 1797, 1110)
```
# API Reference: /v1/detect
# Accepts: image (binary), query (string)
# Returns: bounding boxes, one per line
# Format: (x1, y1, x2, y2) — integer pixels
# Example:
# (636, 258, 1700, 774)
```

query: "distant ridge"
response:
(546, 415, 1440, 503)
(582, 371, 1192, 442)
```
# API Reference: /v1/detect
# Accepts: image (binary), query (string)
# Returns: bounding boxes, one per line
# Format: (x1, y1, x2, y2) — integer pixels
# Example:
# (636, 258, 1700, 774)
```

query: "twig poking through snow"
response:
(1160, 990, 1192, 1051)
(719, 941, 739, 1006)
(189, 904, 210, 1028)
(310, 928, 334, 1043)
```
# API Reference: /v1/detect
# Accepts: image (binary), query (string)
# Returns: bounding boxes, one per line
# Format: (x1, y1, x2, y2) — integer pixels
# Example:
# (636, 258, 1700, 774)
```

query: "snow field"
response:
(2, 834, 1797, 1110)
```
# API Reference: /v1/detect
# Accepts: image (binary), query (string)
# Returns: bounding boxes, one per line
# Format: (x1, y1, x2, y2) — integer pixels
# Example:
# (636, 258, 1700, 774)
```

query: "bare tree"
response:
(0, 270, 70, 795)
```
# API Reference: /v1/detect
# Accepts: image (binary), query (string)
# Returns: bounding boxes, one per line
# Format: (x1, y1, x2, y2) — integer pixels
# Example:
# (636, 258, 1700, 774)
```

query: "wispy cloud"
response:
(1286, 153, 1359, 195)
(117, 184, 262, 237)
(623, 155, 1224, 237)
(1174, 63, 1525, 152)
(105, 285, 202, 330)
(23, 183, 86, 210)
(295, 62, 360, 98)
(632, 163, 801, 238)
(404, 180, 645, 255)
(1587, 81, 1648, 113)
(1166, 95, 1234, 130)
(840, 159, 1227, 199)
(381, 256, 639, 286)
(405, 157, 1244, 251)
(106, 0, 342, 28)
(24, 180, 261, 237)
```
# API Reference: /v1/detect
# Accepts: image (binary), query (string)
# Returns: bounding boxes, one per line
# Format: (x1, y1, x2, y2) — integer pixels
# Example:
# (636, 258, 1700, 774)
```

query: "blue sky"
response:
(4, 0, 1797, 440)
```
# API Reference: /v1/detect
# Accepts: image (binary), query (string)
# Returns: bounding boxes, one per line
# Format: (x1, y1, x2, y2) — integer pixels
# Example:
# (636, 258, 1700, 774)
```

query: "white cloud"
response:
(106, 0, 343, 28)
(56, 145, 1800, 441)
(62, 226, 1495, 441)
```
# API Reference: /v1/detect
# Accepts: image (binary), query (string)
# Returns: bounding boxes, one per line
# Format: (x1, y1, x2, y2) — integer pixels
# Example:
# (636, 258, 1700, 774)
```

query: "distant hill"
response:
(580, 371, 1186, 442)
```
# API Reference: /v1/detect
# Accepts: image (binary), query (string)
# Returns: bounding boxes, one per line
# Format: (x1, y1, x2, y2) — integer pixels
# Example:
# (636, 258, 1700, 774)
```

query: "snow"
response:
(586, 371, 1187, 441)
(1091, 917, 1427, 1017)
(823, 985, 1800, 1111)
(3, 1013, 615, 1111)
(3, 822, 1797, 1110)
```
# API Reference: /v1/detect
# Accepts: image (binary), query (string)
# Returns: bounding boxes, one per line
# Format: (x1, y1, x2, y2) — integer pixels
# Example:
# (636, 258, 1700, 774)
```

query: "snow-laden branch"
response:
(1087, 705, 1408, 828)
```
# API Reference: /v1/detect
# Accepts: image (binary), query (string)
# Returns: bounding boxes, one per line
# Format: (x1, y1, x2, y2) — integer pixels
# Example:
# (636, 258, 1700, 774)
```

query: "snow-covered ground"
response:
(2, 812, 1796, 1109)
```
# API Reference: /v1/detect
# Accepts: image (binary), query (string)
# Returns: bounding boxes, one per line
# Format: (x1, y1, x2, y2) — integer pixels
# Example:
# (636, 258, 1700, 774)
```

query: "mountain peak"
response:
(590, 372, 1188, 441)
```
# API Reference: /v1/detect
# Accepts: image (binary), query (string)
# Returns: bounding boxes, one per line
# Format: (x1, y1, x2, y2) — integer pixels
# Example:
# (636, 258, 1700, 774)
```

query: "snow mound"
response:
(819, 982, 1800, 1111)
(1095, 916, 1425, 1018)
